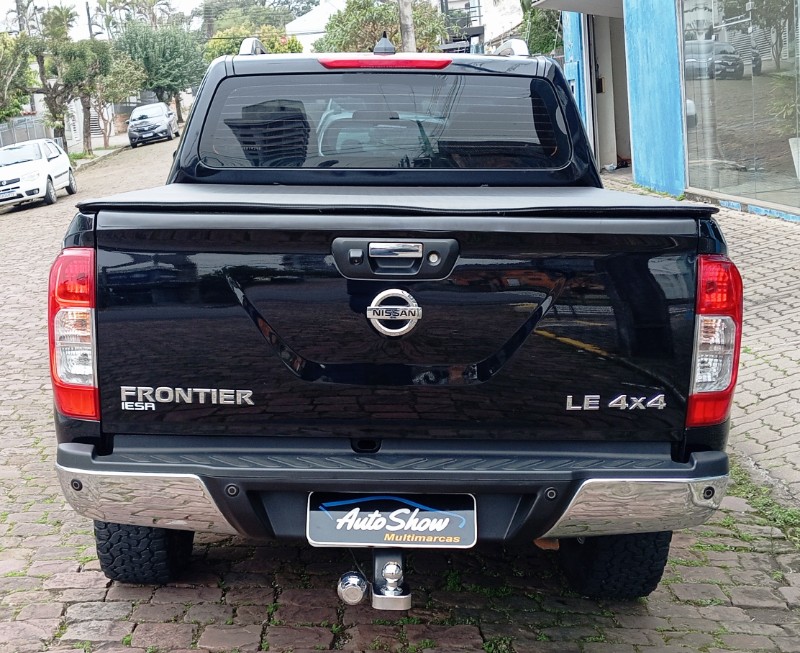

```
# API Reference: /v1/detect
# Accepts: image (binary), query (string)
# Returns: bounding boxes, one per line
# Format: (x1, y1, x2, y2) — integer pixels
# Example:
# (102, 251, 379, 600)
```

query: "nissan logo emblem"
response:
(366, 289, 422, 337)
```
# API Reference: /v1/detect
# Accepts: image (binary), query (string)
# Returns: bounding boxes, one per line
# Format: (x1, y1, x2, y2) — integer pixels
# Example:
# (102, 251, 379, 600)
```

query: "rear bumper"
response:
(56, 440, 729, 543)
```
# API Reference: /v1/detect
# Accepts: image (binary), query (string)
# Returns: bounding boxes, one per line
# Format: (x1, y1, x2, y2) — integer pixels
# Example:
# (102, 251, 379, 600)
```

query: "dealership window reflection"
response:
(683, 0, 800, 209)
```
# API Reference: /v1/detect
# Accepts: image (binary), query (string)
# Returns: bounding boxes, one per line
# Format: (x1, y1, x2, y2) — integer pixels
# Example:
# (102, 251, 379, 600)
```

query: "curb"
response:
(73, 146, 128, 172)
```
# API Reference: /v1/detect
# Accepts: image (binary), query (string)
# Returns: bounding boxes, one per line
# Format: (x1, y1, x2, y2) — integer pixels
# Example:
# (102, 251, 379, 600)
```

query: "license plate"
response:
(307, 493, 477, 548)
(140, 132, 153, 138)
(0, 190, 15, 200)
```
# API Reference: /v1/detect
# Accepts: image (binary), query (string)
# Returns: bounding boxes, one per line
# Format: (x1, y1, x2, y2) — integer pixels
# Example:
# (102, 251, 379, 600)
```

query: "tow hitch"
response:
(336, 548, 412, 610)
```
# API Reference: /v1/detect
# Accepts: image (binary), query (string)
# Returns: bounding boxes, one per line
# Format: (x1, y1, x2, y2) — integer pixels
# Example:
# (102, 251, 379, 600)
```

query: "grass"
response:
(442, 569, 462, 592)
(68, 152, 94, 164)
(483, 636, 514, 653)
(728, 459, 800, 548)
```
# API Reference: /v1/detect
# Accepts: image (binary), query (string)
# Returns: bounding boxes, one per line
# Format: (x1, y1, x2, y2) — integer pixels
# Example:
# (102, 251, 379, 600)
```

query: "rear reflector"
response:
(687, 255, 743, 427)
(49, 248, 98, 420)
(318, 55, 452, 69)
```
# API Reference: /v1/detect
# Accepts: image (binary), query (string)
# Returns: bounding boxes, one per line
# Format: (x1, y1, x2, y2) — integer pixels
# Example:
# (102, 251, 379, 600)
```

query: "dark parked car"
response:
(685, 40, 744, 80)
(127, 102, 179, 148)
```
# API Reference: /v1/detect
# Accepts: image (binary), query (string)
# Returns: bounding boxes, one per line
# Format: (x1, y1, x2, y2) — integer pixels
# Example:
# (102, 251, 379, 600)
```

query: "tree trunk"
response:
(81, 95, 93, 155)
(15, 0, 27, 32)
(772, 21, 785, 71)
(55, 125, 68, 154)
(173, 92, 183, 123)
(398, 0, 417, 53)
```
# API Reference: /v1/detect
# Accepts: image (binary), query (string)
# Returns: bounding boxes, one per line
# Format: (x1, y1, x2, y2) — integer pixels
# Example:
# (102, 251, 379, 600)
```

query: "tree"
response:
(29, 6, 80, 152)
(204, 24, 302, 61)
(116, 22, 205, 112)
(60, 40, 113, 155)
(93, 0, 135, 40)
(91, 53, 146, 147)
(313, 0, 446, 53)
(41, 4, 79, 42)
(722, 0, 793, 70)
(520, 6, 561, 56)
(132, 0, 174, 29)
(0, 33, 32, 121)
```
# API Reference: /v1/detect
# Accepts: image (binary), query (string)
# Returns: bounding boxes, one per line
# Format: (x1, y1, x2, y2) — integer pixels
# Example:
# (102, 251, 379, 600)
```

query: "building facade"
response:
(535, 0, 800, 220)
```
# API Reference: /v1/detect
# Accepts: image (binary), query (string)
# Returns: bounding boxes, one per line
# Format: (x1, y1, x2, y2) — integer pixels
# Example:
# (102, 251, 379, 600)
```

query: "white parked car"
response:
(0, 139, 76, 209)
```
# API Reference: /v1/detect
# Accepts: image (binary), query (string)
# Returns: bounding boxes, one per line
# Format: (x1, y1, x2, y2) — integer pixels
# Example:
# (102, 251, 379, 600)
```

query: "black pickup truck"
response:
(49, 41, 742, 606)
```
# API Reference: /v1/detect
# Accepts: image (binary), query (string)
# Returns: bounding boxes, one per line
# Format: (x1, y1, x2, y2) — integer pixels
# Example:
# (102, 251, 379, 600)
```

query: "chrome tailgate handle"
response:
(332, 238, 459, 279)
(368, 242, 423, 258)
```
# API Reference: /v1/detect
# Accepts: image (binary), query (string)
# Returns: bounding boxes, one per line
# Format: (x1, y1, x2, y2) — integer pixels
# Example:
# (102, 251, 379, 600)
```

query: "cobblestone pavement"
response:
(0, 147, 798, 652)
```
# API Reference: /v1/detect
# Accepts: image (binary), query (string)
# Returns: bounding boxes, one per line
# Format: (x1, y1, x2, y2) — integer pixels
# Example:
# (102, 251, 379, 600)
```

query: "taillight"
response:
(318, 55, 452, 69)
(687, 255, 743, 427)
(48, 248, 98, 420)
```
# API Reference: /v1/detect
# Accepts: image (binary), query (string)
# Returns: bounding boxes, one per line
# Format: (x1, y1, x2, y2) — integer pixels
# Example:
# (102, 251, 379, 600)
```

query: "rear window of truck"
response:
(198, 73, 572, 170)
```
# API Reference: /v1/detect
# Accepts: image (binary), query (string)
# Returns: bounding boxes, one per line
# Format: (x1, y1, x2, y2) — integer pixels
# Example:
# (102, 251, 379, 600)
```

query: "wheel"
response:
(43, 178, 57, 205)
(167, 129, 174, 141)
(175, 128, 180, 137)
(129, 141, 137, 149)
(94, 521, 194, 584)
(558, 531, 672, 600)
(66, 170, 77, 195)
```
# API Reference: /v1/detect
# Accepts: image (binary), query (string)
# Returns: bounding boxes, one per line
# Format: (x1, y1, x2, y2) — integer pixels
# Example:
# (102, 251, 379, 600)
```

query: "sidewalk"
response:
(603, 172, 800, 505)
(71, 132, 131, 170)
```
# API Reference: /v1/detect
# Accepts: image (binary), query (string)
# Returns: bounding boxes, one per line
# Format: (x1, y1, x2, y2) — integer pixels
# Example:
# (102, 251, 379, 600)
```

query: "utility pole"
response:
(398, 0, 417, 52)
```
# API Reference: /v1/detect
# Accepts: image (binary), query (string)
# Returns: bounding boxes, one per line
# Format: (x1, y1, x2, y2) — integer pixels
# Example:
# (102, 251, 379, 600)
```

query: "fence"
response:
(0, 117, 47, 148)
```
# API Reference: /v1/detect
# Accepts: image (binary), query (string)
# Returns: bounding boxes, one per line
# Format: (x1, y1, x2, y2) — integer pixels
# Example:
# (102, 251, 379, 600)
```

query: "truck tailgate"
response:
(90, 186, 704, 443)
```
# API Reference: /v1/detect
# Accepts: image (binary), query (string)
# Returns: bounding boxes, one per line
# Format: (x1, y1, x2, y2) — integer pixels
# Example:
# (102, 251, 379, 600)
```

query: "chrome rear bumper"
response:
(56, 463, 727, 540)
(541, 476, 728, 538)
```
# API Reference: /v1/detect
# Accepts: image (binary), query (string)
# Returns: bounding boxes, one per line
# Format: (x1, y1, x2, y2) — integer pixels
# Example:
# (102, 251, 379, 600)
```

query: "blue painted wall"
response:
(561, 12, 586, 122)
(622, 0, 686, 196)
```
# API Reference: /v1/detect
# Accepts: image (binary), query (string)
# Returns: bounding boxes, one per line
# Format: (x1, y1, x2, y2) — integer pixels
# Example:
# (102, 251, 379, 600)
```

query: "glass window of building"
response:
(682, 0, 800, 209)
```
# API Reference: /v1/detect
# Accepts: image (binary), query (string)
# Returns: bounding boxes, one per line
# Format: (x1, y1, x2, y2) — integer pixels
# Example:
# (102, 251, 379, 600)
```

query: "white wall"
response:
(610, 16, 630, 161)
(481, 0, 524, 44)
(593, 15, 617, 168)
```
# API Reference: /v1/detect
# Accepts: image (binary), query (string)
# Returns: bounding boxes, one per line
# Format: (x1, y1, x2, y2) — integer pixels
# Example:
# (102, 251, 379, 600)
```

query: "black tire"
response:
(558, 531, 672, 600)
(66, 170, 77, 195)
(94, 521, 194, 584)
(129, 141, 138, 149)
(167, 129, 174, 141)
(43, 178, 57, 205)
(175, 129, 180, 137)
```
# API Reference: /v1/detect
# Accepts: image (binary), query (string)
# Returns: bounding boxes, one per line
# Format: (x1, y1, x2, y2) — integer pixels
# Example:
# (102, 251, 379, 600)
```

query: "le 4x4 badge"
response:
(565, 394, 667, 411)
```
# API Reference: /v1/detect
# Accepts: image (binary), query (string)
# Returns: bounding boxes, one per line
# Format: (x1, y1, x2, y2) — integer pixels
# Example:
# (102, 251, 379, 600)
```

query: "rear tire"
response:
(558, 531, 672, 600)
(94, 521, 194, 584)
(66, 170, 77, 195)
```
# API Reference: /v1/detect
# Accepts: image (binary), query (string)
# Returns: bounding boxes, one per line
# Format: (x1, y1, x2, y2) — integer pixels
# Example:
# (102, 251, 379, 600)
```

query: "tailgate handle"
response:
(368, 242, 423, 259)
(332, 237, 459, 279)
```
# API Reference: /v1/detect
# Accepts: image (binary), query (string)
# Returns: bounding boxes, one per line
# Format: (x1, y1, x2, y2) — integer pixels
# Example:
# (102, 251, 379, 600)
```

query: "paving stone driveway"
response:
(0, 146, 798, 652)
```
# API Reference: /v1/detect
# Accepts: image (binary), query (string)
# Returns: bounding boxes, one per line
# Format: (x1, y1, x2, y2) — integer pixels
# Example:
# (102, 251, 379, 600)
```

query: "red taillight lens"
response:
(318, 55, 452, 69)
(696, 255, 743, 317)
(48, 248, 98, 421)
(687, 255, 743, 427)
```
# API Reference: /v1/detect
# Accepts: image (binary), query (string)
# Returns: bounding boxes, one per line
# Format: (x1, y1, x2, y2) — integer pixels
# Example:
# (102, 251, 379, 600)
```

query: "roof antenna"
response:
(373, 31, 396, 55)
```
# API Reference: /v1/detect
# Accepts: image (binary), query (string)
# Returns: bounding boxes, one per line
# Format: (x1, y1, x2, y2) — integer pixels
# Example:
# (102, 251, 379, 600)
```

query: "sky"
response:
(0, 0, 202, 40)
